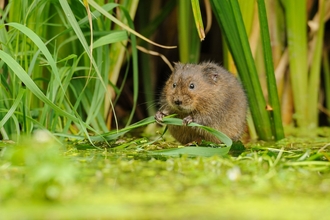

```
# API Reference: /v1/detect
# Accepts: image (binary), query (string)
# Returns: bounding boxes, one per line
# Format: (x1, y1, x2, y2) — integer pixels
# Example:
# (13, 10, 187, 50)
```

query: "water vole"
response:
(155, 62, 248, 144)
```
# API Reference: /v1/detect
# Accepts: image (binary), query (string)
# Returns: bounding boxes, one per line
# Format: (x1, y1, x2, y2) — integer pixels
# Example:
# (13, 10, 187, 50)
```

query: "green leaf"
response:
(256, 0, 284, 140)
(178, 0, 200, 63)
(5, 22, 63, 100)
(161, 117, 232, 147)
(191, 0, 205, 40)
(0, 50, 83, 126)
(282, 0, 308, 128)
(93, 30, 128, 49)
(210, 0, 273, 140)
(0, 88, 25, 129)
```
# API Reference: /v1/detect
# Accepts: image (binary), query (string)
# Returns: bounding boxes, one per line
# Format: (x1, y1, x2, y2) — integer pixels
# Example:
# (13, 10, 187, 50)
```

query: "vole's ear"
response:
(173, 62, 183, 69)
(202, 63, 219, 82)
(173, 62, 184, 74)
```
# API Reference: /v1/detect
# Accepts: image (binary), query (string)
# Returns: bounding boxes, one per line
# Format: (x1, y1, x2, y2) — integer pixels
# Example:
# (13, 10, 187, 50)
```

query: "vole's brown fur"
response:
(155, 62, 248, 144)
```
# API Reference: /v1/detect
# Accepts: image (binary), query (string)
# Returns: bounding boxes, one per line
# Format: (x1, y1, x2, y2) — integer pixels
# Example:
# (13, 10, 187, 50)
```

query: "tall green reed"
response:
(209, 0, 283, 141)
(0, 0, 141, 141)
(276, 0, 327, 130)
(178, 0, 200, 63)
(207, 0, 329, 140)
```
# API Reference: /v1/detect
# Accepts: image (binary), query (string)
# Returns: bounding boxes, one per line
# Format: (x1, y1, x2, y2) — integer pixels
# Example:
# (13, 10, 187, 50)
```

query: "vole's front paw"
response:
(182, 115, 193, 125)
(155, 111, 166, 124)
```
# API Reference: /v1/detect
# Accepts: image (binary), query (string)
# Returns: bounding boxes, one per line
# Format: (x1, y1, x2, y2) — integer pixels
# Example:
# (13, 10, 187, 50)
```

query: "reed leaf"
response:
(0, 50, 78, 124)
(256, 0, 284, 140)
(59, 0, 107, 124)
(0, 88, 25, 129)
(161, 117, 232, 147)
(191, 0, 205, 41)
(323, 51, 330, 123)
(308, 0, 326, 128)
(209, 0, 273, 141)
(178, 0, 200, 63)
(92, 31, 128, 49)
(88, 0, 176, 49)
(282, 0, 308, 128)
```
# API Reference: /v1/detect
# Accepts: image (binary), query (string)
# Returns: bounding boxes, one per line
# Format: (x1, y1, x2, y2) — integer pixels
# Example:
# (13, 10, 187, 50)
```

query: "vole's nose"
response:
(174, 99, 182, 106)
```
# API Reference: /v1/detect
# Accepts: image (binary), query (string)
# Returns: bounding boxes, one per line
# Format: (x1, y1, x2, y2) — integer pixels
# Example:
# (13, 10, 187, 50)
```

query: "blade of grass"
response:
(256, 0, 284, 140)
(323, 50, 330, 123)
(83, 1, 139, 127)
(138, 0, 176, 116)
(5, 22, 63, 99)
(0, 50, 90, 129)
(55, 114, 233, 147)
(116, 4, 139, 126)
(191, 0, 205, 41)
(0, 88, 25, 129)
(283, 0, 308, 128)
(92, 30, 128, 49)
(178, 0, 191, 63)
(3, 22, 67, 130)
(161, 117, 232, 147)
(59, 0, 108, 124)
(210, 0, 273, 141)
(237, 0, 255, 36)
(308, 0, 326, 128)
(88, 0, 176, 49)
(178, 0, 200, 63)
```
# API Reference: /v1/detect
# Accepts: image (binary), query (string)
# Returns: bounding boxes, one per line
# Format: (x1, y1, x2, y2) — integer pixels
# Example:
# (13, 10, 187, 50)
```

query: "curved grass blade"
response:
(148, 117, 232, 157)
(57, 114, 233, 150)
(54, 116, 157, 141)
(88, 0, 176, 49)
(0, 50, 88, 128)
(59, 0, 108, 123)
(5, 22, 63, 98)
(93, 30, 128, 49)
(161, 117, 232, 147)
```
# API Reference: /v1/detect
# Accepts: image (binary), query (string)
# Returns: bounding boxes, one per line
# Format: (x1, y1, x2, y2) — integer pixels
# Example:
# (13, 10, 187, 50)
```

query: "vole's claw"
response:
(155, 111, 166, 124)
(182, 115, 193, 125)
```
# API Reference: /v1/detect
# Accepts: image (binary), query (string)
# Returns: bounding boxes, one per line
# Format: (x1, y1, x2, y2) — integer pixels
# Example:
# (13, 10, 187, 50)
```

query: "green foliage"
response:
(1, 135, 330, 218)
(1, 131, 77, 201)
(280, 0, 327, 129)
(210, 0, 282, 141)
(1, 0, 329, 144)
(0, 0, 140, 141)
(282, 0, 308, 128)
(55, 115, 233, 155)
(256, 0, 284, 140)
(1, 1, 329, 218)
(178, 0, 200, 63)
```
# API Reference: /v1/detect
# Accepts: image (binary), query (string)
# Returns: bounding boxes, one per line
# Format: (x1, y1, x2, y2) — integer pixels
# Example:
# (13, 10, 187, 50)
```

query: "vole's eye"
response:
(172, 83, 177, 88)
(189, 83, 195, 89)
